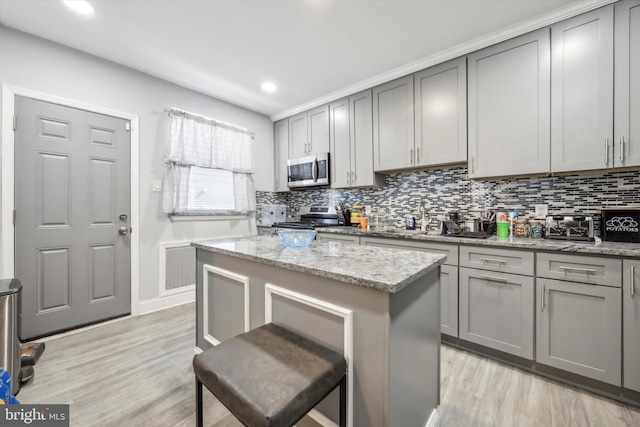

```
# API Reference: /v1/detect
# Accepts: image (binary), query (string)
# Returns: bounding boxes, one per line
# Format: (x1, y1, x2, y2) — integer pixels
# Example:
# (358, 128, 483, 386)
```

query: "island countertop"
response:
(192, 235, 446, 293)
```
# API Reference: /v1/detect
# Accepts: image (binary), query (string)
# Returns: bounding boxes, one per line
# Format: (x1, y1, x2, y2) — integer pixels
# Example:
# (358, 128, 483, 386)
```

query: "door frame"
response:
(1, 84, 141, 316)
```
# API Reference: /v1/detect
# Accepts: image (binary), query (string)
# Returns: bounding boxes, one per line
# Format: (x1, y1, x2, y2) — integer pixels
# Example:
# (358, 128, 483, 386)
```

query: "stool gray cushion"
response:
(193, 323, 346, 427)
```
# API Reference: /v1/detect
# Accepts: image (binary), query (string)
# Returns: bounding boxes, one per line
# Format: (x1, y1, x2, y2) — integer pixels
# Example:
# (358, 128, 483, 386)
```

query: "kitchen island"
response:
(193, 235, 446, 427)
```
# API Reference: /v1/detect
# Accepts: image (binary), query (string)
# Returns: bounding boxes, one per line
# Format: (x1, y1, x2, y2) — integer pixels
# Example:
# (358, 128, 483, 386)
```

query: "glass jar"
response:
(529, 220, 543, 239)
(514, 219, 529, 237)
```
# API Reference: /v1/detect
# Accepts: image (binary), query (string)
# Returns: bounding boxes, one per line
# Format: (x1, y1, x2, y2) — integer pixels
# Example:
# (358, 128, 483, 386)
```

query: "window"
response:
(162, 108, 256, 216)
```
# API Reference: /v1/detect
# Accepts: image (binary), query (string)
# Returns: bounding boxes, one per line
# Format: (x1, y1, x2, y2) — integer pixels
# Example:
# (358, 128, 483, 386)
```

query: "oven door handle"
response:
(312, 156, 318, 182)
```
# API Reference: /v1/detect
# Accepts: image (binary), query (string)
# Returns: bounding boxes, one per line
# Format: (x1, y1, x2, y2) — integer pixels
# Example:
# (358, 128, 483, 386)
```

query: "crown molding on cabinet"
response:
(270, 0, 617, 122)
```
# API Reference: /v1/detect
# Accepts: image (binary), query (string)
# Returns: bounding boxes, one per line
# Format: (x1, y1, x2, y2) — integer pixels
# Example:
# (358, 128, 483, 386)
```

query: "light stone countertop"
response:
(192, 235, 446, 293)
(314, 226, 640, 258)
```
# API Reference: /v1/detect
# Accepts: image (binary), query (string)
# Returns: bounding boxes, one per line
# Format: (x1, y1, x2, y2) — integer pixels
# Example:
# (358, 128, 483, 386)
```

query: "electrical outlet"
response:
(534, 204, 548, 218)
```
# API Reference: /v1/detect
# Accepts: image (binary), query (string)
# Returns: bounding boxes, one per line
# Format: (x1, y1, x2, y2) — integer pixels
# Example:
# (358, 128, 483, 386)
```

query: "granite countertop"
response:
(315, 226, 640, 258)
(192, 235, 446, 293)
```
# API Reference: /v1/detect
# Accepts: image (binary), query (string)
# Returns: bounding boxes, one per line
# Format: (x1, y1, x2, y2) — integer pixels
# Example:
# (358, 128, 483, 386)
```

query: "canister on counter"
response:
(509, 212, 519, 236)
(530, 220, 544, 239)
(514, 219, 529, 237)
(350, 205, 363, 225)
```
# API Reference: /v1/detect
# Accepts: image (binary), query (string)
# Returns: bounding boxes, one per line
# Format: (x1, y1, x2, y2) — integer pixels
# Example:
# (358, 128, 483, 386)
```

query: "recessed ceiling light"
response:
(261, 82, 277, 93)
(63, 1, 95, 16)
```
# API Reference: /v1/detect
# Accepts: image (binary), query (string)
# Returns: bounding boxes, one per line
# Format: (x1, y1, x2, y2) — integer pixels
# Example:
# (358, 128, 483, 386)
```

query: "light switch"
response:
(153, 179, 162, 192)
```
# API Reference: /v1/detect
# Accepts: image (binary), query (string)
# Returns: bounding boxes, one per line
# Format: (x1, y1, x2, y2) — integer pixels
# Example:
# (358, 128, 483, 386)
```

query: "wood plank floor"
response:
(17, 302, 640, 426)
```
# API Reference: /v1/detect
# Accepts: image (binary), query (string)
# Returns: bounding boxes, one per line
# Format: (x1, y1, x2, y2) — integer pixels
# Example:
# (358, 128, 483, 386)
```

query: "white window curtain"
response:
(162, 109, 256, 215)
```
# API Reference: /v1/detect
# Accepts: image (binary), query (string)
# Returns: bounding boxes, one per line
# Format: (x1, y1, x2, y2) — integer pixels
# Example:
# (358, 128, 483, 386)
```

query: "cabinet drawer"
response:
(315, 233, 360, 245)
(536, 253, 621, 287)
(460, 246, 534, 275)
(360, 237, 458, 266)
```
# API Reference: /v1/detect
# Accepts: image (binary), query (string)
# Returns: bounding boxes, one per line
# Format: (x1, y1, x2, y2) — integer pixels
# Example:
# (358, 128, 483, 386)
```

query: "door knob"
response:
(119, 226, 129, 236)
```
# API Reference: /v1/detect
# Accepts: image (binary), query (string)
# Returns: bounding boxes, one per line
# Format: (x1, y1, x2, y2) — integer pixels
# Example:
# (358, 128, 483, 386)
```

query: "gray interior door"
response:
(15, 96, 131, 339)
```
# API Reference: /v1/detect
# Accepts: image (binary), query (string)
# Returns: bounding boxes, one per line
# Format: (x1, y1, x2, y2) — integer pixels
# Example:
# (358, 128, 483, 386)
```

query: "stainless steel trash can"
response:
(0, 278, 22, 396)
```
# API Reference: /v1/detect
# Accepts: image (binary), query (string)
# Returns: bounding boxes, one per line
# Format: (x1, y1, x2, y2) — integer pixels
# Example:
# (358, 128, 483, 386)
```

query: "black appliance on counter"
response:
(272, 206, 344, 230)
(440, 219, 496, 239)
(544, 215, 594, 241)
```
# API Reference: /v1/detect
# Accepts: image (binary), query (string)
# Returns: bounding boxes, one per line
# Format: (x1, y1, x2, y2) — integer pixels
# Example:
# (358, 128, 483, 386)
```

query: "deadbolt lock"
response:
(119, 213, 128, 221)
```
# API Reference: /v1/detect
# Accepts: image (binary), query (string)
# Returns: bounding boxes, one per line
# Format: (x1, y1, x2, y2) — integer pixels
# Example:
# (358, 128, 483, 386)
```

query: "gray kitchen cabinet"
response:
(467, 28, 551, 178)
(315, 232, 360, 245)
(459, 267, 534, 359)
(414, 57, 467, 167)
(330, 90, 384, 188)
(289, 105, 330, 158)
(551, 5, 614, 172)
(614, 0, 640, 168)
(360, 237, 459, 337)
(536, 277, 621, 386)
(274, 118, 290, 192)
(372, 75, 414, 171)
(536, 252, 621, 287)
(459, 245, 534, 276)
(623, 259, 640, 392)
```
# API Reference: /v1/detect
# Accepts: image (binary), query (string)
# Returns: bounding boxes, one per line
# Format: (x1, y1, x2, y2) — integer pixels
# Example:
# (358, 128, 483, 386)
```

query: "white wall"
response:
(0, 26, 274, 305)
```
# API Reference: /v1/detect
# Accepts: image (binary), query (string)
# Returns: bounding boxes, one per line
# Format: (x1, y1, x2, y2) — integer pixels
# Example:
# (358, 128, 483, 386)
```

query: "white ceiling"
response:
(0, 0, 611, 119)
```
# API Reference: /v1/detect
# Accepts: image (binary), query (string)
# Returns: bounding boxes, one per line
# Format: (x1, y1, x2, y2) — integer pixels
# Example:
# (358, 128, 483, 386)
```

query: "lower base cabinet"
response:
(536, 278, 621, 386)
(459, 267, 534, 359)
(623, 259, 640, 392)
(440, 265, 459, 337)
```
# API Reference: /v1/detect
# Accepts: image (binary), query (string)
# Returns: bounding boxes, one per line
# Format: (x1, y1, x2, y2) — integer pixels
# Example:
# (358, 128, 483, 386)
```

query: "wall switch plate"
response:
(534, 204, 548, 218)
(153, 179, 162, 192)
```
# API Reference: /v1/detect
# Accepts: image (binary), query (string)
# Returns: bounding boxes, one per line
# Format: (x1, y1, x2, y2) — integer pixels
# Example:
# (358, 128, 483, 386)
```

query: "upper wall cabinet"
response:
(274, 118, 290, 192)
(330, 90, 384, 188)
(289, 104, 330, 158)
(467, 28, 551, 179)
(372, 75, 415, 171)
(551, 5, 614, 172)
(614, 0, 640, 168)
(414, 57, 467, 167)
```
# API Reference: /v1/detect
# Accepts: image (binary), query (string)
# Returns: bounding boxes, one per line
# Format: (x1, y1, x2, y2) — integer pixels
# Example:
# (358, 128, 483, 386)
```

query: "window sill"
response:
(170, 214, 248, 222)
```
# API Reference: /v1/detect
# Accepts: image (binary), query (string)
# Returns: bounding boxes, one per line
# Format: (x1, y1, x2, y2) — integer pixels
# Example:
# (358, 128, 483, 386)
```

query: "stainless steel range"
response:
(272, 206, 344, 230)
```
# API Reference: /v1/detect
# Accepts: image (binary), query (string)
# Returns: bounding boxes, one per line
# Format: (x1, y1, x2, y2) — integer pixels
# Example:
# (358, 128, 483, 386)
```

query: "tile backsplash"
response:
(257, 167, 640, 232)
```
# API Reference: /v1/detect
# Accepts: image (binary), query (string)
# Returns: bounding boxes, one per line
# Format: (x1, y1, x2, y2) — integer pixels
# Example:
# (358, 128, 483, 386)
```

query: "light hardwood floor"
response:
(17, 302, 640, 426)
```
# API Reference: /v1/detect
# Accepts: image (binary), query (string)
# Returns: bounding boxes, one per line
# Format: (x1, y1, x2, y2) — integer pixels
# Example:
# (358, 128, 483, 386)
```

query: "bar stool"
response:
(193, 323, 347, 427)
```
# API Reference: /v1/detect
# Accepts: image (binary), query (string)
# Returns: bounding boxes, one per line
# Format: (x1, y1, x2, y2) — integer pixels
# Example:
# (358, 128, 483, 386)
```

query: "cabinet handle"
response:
(309, 141, 312, 152)
(620, 136, 625, 164)
(541, 284, 545, 311)
(480, 275, 508, 283)
(410, 148, 414, 164)
(480, 257, 507, 265)
(604, 139, 609, 166)
(558, 266, 597, 274)
(346, 171, 350, 185)
(632, 265, 636, 297)
(470, 156, 475, 174)
(417, 147, 420, 162)
(353, 171, 356, 183)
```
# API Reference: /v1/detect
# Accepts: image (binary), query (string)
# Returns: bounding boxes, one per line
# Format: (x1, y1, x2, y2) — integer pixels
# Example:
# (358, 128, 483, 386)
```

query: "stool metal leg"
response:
(339, 375, 346, 427)
(196, 377, 204, 427)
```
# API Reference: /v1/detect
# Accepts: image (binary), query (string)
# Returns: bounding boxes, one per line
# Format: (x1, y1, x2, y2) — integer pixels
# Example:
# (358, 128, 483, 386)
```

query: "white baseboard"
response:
(194, 346, 204, 355)
(138, 289, 195, 315)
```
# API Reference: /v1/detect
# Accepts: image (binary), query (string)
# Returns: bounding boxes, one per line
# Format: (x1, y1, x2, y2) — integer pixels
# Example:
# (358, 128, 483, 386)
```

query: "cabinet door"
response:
(373, 75, 414, 171)
(440, 264, 459, 338)
(468, 28, 550, 178)
(350, 90, 376, 187)
(307, 104, 330, 155)
(274, 118, 290, 192)
(614, 0, 640, 168)
(414, 57, 467, 167)
(536, 278, 621, 386)
(329, 98, 351, 188)
(623, 259, 640, 391)
(551, 5, 614, 172)
(289, 112, 308, 158)
(459, 268, 534, 359)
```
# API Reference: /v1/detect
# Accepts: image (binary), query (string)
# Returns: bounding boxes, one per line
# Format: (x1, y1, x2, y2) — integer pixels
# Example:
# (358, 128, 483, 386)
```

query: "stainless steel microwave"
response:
(287, 153, 330, 188)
